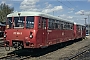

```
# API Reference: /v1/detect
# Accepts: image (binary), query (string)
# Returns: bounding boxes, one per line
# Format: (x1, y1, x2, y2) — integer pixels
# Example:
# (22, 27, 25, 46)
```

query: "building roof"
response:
(0, 23, 6, 26)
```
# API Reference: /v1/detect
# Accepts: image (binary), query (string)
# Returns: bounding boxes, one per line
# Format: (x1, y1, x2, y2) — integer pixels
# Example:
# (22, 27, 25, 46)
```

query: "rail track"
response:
(0, 54, 31, 60)
(0, 39, 78, 60)
(0, 41, 4, 47)
(59, 45, 90, 60)
(68, 44, 90, 60)
(0, 38, 89, 60)
(0, 50, 31, 60)
(0, 37, 4, 47)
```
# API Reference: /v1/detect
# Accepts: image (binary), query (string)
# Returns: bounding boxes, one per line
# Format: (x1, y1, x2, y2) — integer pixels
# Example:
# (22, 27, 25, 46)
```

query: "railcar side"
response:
(36, 17, 75, 48)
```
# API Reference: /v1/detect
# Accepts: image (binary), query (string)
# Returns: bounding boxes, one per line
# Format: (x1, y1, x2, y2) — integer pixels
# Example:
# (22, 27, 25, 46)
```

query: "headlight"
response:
(30, 34, 33, 39)
(4, 34, 6, 38)
(29, 32, 33, 39)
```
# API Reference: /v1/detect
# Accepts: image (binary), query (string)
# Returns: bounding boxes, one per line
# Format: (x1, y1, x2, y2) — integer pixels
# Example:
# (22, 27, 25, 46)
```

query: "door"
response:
(42, 18, 48, 46)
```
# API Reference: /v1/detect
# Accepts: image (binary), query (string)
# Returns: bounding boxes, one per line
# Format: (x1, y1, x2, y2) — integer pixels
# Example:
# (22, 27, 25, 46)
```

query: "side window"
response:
(48, 19, 52, 29)
(55, 23, 58, 29)
(51, 20, 56, 29)
(67, 23, 73, 30)
(48, 19, 74, 30)
(54, 20, 59, 29)
(60, 21, 64, 30)
(70, 24, 74, 30)
(77, 25, 79, 30)
(38, 17, 42, 29)
(63, 22, 67, 29)
(77, 25, 81, 31)
(82, 26, 85, 30)
(79, 26, 81, 31)
(42, 17, 46, 29)
(64, 22, 69, 30)
(48, 19, 54, 29)
(59, 21, 73, 30)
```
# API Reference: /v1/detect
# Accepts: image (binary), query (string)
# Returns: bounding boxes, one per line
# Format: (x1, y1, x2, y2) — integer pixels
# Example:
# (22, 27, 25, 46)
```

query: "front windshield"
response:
(7, 16, 34, 29)
(14, 17, 24, 27)
(7, 17, 12, 28)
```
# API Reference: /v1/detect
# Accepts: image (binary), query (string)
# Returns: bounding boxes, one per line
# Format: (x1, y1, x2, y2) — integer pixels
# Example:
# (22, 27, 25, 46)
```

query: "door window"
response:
(42, 18, 46, 29)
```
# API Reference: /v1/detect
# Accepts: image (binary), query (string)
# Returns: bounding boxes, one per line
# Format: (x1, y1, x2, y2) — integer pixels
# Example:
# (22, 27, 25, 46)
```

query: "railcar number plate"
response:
(13, 32, 22, 35)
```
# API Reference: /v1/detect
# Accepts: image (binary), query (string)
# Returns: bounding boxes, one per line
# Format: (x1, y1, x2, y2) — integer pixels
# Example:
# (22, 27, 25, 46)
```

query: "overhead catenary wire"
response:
(56, 0, 83, 13)
(57, 0, 71, 9)
(66, 0, 84, 13)
(66, 0, 79, 10)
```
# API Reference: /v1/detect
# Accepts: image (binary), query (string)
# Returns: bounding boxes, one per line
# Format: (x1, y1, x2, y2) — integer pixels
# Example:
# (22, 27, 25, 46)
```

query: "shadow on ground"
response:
(7, 38, 83, 57)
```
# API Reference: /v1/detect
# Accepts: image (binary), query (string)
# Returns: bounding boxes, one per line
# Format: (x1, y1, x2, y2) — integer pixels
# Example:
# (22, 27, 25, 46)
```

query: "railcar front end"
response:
(4, 15, 40, 50)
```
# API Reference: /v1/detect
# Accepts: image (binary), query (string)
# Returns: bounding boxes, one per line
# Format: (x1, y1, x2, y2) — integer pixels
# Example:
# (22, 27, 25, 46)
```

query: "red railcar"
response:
(73, 23, 86, 39)
(4, 12, 86, 50)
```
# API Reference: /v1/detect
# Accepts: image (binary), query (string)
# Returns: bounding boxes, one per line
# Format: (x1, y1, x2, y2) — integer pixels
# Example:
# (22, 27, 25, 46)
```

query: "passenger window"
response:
(55, 23, 58, 29)
(60, 24, 64, 29)
(54, 20, 59, 29)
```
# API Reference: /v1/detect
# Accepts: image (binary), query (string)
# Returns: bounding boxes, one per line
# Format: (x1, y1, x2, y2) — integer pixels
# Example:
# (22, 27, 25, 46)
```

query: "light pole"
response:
(80, 11, 90, 35)
(84, 18, 87, 26)
(87, 15, 90, 34)
(53, 11, 54, 16)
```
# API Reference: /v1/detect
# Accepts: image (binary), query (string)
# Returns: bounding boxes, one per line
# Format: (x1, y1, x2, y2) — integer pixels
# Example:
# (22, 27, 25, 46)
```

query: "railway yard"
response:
(0, 36, 90, 60)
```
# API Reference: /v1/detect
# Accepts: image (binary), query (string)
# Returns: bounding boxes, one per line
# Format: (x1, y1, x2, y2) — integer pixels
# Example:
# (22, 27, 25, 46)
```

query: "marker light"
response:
(29, 32, 33, 39)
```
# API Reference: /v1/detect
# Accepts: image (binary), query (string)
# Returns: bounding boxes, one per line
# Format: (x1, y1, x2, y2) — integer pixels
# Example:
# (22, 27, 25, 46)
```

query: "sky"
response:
(0, 0, 90, 24)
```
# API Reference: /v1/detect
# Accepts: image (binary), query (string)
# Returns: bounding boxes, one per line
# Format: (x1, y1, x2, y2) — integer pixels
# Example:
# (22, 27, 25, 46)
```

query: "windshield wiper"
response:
(9, 20, 13, 24)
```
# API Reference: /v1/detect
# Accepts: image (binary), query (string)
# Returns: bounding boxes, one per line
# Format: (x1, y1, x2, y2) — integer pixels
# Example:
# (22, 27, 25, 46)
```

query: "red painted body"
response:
(4, 16, 86, 49)
(73, 24, 86, 39)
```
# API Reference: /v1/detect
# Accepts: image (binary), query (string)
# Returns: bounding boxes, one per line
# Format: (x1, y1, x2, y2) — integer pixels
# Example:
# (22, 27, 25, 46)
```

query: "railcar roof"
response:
(7, 11, 44, 17)
(7, 11, 74, 23)
(7, 11, 85, 26)
(74, 22, 85, 26)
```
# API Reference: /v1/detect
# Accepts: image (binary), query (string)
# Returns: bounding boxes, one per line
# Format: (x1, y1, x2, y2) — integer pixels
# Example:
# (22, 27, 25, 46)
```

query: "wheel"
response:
(5, 45, 10, 51)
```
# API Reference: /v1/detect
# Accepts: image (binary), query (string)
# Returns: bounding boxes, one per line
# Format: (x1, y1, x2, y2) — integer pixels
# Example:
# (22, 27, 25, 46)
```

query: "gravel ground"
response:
(0, 36, 90, 60)
(0, 47, 15, 57)
(31, 36, 90, 60)
(75, 49, 90, 60)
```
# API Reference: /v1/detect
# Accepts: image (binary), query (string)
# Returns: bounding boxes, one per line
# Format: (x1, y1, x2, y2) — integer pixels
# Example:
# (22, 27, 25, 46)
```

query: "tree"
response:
(0, 3, 14, 22)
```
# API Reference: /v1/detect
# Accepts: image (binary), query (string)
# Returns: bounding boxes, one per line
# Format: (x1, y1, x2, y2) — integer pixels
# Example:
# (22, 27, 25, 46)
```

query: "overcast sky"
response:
(0, 0, 90, 24)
